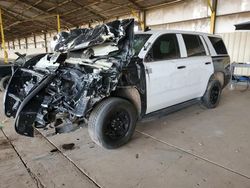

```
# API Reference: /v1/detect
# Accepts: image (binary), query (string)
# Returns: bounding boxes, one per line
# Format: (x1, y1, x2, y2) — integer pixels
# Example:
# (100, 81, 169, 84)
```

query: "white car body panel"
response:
(136, 31, 215, 114)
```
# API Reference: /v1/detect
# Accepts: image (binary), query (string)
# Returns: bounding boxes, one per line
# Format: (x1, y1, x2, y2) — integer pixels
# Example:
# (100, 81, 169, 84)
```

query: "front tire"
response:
(88, 97, 137, 149)
(202, 80, 222, 109)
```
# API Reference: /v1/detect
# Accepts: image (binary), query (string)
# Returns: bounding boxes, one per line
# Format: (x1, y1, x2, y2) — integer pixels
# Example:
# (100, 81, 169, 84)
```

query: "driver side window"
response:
(146, 34, 180, 62)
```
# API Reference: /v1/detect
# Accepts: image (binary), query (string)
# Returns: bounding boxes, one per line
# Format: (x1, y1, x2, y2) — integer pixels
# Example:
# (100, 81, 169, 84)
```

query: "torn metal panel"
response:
(4, 19, 145, 137)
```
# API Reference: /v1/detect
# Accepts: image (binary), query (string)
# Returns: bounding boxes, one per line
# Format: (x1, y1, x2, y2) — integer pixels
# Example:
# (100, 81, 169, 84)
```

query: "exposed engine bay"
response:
(4, 19, 146, 137)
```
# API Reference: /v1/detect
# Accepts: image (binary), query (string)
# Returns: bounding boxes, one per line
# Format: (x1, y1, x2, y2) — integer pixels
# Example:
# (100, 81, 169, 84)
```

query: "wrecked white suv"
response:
(4, 19, 230, 149)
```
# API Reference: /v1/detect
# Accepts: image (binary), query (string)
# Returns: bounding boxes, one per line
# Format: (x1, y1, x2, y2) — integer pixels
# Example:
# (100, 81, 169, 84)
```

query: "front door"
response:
(144, 34, 190, 114)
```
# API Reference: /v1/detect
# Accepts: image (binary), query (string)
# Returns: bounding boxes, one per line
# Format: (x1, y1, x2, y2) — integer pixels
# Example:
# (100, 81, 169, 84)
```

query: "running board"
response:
(141, 99, 199, 122)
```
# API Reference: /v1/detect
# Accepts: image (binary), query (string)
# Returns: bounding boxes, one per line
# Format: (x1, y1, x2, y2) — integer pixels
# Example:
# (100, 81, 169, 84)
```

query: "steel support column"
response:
(34, 35, 37, 48)
(207, 0, 217, 34)
(132, 10, 146, 31)
(18, 39, 21, 49)
(25, 37, 28, 49)
(57, 14, 61, 33)
(44, 33, 48, 52)
(141, 10, 146, 31)
(0, 9, 8, 63)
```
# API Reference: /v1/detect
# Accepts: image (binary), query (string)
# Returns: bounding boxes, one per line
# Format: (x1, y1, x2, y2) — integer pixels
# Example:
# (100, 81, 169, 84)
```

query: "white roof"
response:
(135, 30, 222, 38)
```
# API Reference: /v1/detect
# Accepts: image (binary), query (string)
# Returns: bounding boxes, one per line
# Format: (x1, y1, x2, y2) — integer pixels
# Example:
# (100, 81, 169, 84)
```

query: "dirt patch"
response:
(0, 139, 11, 150)
(0, 149, 15, 162)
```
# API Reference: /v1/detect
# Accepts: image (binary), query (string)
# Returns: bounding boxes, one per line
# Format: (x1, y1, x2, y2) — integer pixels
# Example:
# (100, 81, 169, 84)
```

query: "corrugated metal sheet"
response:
(220, 32, 250, 63)
(220, 31, 250, 75)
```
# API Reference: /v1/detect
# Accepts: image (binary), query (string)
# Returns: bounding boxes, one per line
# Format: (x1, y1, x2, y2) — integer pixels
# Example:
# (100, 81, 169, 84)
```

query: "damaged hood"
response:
(53, 19, 134, 59)
(4, 19, 136, 137)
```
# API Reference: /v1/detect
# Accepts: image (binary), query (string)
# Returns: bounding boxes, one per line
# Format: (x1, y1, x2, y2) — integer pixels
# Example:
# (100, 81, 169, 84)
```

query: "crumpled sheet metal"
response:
(4, 19, 135, 137)
(53, 19, 134, 55)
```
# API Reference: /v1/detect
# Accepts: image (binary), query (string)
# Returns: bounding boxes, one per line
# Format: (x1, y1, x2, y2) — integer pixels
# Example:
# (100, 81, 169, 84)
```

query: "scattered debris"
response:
(50, 148, 59, 153)
(62, 143, 75, 150)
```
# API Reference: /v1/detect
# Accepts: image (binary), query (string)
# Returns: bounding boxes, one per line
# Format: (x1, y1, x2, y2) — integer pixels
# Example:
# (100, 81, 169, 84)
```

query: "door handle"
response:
(205, 62, 211, 65)
(177, 66, 186, 69)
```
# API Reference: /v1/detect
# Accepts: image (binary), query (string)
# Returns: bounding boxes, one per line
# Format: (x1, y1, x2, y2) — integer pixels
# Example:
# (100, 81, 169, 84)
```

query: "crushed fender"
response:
(4, 19, 145, 137)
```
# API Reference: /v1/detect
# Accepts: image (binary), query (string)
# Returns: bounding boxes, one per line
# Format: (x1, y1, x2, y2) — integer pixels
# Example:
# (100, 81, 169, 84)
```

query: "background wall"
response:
(146, 0, 250, 63)
(2, 0, 250, 63)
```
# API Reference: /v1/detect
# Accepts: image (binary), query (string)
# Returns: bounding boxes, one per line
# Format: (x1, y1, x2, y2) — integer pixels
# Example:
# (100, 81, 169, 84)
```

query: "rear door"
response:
(180, 34, 214, 98)
(144, 34, 193, 113)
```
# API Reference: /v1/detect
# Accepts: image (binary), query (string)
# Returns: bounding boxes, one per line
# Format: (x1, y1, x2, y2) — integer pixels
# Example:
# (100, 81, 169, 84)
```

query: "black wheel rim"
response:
(210, 86, 220, 105)
(104, 109, 130, 141)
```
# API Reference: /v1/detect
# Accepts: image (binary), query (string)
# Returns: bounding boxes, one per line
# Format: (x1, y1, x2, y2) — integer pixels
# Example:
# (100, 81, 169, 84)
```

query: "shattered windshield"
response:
(134, 34, 151, 56)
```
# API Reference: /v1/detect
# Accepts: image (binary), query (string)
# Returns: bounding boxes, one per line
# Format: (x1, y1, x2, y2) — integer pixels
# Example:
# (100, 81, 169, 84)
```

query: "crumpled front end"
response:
(4, 19, 135, 137)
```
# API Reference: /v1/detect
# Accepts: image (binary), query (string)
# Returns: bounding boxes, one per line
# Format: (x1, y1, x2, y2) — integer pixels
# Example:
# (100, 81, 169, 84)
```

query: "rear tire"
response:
(88, 97, 137, 149)
(0, 75, 11, 91)
(202, 80, 222, 109)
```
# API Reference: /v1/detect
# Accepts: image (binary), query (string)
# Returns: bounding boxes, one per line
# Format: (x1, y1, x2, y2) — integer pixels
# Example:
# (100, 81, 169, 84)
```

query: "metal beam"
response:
(144, 0, 184, 10)
(2, 7, 57, 31)
(15, 0, 74, 27)
(61, 0, 103, 17)
(47, 0, 72, 12)
(18, 0, 43, 18)
(62, 2, 131, 25)
(71, 0, 107, 20)
(64, 0, 140, 22)
(127, 0, 143, 10)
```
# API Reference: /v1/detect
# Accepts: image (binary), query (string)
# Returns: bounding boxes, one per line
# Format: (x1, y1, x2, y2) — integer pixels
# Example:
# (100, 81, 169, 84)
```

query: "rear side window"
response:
(208, 37, 228, 55)
(147, 34, 180, 61)
(183, 34, 206, 57)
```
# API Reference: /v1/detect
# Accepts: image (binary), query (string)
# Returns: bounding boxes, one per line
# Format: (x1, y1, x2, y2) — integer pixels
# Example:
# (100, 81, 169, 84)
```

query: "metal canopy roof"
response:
(0, 0, 181, 41)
